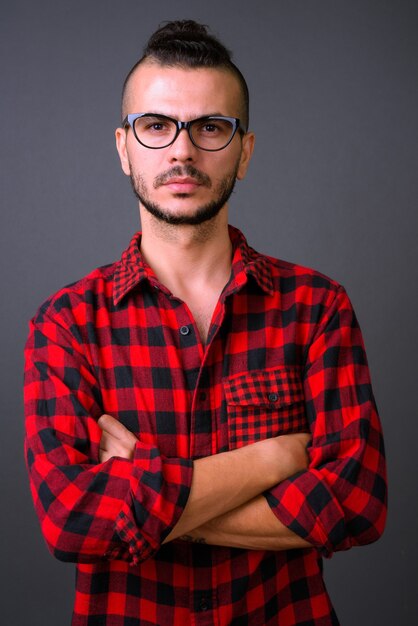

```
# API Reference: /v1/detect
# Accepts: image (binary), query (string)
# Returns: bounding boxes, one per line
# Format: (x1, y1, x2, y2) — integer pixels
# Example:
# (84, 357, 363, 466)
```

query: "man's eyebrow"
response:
(193, 112, 228, 118)
(138, 111, 229, 119)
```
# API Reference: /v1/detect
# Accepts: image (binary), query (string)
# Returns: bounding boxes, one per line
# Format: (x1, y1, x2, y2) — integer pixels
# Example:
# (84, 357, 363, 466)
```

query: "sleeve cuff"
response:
(115, 441, 193, 563)
(265, 469, 352, 558)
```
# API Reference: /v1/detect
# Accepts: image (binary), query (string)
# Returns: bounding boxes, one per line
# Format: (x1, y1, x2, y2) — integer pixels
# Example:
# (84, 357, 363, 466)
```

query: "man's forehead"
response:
(128, 62, 237, 90)
(123, 61, 242, 115)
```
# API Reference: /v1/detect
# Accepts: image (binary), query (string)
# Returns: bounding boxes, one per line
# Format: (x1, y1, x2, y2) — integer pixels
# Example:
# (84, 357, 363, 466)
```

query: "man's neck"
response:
(138, 209, 233, 297)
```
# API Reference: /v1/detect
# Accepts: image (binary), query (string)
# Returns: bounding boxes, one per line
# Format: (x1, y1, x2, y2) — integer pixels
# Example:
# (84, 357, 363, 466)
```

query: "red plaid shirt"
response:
(24, 226, 387, 625)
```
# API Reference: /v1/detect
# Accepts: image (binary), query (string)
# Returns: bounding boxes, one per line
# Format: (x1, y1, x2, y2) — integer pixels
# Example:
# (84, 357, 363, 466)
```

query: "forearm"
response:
(180, 495, 312, 551)
(98, 413, 310, 547)
(164, 434, 309, 542)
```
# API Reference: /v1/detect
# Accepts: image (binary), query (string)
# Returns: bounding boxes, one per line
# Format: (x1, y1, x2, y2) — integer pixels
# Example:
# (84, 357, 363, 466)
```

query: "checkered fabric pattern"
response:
(24, 225, 387, 625)
(224, 367, 307, 447)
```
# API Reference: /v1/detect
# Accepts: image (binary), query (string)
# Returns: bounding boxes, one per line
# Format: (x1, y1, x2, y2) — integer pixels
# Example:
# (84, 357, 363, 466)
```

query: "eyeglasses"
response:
(122, 113, 245, 151)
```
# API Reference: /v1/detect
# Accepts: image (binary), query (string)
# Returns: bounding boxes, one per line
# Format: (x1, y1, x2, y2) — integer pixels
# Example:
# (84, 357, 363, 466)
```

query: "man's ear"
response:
(115, 127, 131, 176)
(236, 132, 255, 181)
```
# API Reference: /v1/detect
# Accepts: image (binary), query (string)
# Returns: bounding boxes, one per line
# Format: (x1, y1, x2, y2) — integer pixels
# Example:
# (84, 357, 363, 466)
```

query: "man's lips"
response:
(154, 166, 211, 190)
(162, 177, 202, 193)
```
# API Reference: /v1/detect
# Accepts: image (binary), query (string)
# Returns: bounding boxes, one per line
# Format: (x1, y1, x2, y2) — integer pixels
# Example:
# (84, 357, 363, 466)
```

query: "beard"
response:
(129, 163, 239, 226)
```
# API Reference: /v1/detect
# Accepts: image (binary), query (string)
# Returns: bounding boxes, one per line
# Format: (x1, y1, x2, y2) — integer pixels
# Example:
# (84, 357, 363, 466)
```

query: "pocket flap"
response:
(223, 367, 303, 408)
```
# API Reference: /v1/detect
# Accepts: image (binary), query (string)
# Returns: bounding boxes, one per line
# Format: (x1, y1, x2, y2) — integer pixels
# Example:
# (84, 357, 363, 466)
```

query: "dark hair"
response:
(121, 20, 249, 129)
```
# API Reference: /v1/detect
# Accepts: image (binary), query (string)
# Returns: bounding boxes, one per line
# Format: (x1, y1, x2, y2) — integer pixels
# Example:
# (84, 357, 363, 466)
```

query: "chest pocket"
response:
(223, 366, 308, 450)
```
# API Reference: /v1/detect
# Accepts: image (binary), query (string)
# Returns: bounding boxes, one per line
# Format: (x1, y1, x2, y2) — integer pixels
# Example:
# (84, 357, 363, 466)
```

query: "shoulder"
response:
(269, 254, 341, 289)
(31, 261, 117, 327)
(259, 254, 358, 343)
(231, 226, 344, 304)
(261, 252, 346, 308)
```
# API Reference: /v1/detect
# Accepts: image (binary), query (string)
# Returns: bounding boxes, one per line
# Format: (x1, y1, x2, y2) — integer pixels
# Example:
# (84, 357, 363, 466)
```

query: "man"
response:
(24, 20, 387, 626)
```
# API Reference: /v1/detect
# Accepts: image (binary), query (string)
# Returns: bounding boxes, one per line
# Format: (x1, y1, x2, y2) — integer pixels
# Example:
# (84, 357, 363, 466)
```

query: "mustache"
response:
(153, 165, 212, 189)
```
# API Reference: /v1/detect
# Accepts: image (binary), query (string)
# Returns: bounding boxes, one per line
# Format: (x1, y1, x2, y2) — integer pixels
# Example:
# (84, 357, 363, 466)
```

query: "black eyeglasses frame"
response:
(122, 113, 246, 152)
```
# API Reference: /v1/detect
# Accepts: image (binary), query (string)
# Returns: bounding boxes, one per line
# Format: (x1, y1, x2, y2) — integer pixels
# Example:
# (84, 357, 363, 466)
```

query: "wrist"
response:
(274, 433, 310, 481)
(251, 438, 286, 486)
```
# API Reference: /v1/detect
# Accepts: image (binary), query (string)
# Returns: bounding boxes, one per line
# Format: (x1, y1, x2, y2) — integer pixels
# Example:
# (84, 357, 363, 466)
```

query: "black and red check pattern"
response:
(24, 226, 387, 625)
(224, 367, 307, 447)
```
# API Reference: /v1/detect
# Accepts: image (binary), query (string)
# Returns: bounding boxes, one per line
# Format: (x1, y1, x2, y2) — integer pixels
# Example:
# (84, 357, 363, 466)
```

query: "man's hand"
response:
(98, 414, 138, 462)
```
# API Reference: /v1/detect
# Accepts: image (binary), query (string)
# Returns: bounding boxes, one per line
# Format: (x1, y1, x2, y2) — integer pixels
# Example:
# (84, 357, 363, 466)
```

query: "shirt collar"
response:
(226, 225, 275, 298)
(113, 225, 274, 306)
(112, 232, 150, 306)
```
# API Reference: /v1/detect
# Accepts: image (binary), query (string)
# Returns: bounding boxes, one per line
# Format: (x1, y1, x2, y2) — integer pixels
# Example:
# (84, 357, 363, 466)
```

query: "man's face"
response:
(115, 62, 254, 226)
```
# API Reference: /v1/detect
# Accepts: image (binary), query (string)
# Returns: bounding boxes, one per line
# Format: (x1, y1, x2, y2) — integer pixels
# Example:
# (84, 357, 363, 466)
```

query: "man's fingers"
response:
(98, 414, 131, 439)
(296, 433, 312, 446)
(97, 413, 138, 448)
(97, 414, 138, 463)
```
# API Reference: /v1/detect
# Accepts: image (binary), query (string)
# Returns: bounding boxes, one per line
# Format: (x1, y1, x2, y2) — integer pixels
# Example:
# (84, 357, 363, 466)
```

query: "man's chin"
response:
(140, 200, 224, 226)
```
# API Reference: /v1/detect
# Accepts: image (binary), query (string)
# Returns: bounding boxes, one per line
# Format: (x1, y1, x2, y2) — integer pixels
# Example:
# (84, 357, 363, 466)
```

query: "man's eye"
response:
(194, 123, 220, 136)
(147, 122, 168, 132)
(194, 120, 231, 136)
(199, 123, 220, 134)
(138, 117, 173, 133)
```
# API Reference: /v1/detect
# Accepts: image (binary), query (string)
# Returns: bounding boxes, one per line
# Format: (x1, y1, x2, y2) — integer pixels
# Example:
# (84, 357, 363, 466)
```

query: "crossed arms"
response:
(99, 413, 312, 550)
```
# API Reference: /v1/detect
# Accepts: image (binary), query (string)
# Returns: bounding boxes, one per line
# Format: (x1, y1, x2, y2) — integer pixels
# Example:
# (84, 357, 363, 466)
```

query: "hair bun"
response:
(149, 20, 210, 44)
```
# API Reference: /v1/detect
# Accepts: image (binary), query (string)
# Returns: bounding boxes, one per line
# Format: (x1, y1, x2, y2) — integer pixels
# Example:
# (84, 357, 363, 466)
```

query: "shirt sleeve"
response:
(264, 286, 387, 557)
(24, 306, 193, 565)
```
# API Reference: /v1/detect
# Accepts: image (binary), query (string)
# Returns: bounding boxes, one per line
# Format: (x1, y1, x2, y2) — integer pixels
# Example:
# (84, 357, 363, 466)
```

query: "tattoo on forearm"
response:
(179, 534, 207, 544)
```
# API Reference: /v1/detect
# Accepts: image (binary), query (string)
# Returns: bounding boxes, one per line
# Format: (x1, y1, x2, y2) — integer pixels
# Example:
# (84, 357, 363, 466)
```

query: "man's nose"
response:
(167, 128, 198, 162)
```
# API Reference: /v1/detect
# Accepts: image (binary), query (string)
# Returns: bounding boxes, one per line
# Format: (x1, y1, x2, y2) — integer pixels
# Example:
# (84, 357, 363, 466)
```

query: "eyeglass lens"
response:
(133, 116, 236, 150)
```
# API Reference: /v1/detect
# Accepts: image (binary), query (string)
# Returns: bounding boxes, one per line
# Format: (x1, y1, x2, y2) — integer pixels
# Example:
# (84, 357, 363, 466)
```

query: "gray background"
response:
(1, 1, 417, 624)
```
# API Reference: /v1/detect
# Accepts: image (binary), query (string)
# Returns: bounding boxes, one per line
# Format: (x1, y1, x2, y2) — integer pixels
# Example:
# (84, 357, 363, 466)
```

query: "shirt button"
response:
(268, 392, 279, 403)
(199, 597, 209, 611)
(180, 325, 190, 336)
(199, 392, 207, 402)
